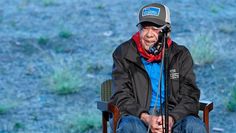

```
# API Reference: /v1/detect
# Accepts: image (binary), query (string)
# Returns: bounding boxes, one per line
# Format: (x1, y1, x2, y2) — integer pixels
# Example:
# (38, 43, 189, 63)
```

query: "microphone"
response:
(148, 32, 164, 55)
(148, 24, 170, 55)
(149, 43, 160, 55)
(161, 24, 171, 33)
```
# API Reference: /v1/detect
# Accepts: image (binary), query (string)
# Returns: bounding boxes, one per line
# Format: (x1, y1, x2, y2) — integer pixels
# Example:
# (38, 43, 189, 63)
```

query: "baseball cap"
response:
(137, 3, 171, 27)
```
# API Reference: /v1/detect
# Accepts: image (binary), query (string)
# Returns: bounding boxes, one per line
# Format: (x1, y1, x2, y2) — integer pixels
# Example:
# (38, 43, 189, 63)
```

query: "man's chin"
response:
(141, 43, 152, 51)
(144, 46, 151, 51)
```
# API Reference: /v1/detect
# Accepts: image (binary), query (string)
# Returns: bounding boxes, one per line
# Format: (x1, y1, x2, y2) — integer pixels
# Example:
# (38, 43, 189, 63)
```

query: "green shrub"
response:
(87, 64, 104, 74)
(189, 34, 216, 66)
(96, 4, 105, 10)
(58, 30, 73, 39)
(38, 36, 49, 45)
(49, 67, 81, 95)
(219, 24, 235, 34)
(13, 122, 25, 130)
(10, 20, 16, 27)
(0, 101, 17, 115)
(46, 56, 82, 95)
(226, 85, 236, 112)
(0, 16, 2, 23)
(67, 111, 101, 133)
(210, 4, 221, 13)
(42, 0, 55, 6)
(0, 104, 10, 114)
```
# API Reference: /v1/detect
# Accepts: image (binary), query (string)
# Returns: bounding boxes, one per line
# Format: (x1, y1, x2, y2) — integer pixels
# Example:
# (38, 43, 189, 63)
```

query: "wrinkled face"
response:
(139, 24, 162, 51)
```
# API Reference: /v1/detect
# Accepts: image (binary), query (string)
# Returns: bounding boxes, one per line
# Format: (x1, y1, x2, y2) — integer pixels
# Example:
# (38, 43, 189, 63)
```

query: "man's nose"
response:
(146, 29, 154, 38)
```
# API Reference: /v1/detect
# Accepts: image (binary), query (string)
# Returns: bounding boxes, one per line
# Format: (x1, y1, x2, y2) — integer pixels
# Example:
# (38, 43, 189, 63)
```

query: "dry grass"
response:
(66, 110, 101, 133)
(189, 34, 216, 66)
(226, 85, 236, 112)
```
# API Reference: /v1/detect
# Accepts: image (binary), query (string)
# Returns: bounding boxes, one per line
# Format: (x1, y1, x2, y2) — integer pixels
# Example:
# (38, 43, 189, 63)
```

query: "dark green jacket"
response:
(110, 38, 200, 122)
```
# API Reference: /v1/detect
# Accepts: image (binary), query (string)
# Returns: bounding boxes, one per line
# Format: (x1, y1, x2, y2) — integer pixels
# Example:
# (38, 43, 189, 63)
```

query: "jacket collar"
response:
(125, 39, 145, 69)
(124, 39, 181, 67)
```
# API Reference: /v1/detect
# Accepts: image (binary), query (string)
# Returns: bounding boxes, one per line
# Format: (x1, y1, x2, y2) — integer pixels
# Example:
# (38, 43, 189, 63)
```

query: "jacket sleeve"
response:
(169, 49, 200, 122)
(110, 49, 148, 118)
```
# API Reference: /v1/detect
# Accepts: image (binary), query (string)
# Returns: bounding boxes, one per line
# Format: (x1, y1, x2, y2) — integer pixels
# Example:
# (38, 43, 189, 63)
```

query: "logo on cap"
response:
(142, 7, 160, 17)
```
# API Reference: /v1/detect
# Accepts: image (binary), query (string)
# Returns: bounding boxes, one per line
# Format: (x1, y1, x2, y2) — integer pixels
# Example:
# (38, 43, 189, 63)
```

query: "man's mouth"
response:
(145, 40, 156, 46)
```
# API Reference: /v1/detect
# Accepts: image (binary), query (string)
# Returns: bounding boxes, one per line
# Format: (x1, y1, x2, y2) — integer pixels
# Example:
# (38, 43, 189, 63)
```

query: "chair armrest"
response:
(97, 101, 121, 133)
(97, 101, 120, 114)
(199, 100, 213, 133)
(97, 101, 110, 112)
(200, 100, 213, 111)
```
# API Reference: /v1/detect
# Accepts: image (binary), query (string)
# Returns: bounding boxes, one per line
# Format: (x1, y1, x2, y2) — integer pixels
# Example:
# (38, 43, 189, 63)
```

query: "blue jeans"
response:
(110, 115, 207, 133)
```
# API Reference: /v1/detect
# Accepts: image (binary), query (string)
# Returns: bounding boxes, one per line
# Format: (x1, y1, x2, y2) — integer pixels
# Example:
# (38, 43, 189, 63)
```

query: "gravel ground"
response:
(0, 0, 236, 132)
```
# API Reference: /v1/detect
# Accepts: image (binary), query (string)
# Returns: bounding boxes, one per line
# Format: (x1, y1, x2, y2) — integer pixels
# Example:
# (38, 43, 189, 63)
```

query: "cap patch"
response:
(142, 7, 160, 17)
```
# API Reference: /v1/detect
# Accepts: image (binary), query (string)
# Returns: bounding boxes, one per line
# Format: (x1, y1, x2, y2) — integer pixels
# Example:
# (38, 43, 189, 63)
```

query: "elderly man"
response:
(110, 3, 207, 133)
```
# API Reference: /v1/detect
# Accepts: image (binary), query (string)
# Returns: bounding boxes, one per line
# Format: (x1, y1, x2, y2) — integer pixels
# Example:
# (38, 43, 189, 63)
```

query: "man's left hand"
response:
(156, 115, 175, 133)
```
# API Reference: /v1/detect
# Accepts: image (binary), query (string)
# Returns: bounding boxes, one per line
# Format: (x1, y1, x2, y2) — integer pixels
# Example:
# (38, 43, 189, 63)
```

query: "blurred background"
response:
(0, 0, 235, 132)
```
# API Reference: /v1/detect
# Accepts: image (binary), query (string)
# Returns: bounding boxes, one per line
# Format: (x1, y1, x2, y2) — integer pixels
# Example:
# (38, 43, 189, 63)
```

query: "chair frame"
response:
(97, 79, 213, 133)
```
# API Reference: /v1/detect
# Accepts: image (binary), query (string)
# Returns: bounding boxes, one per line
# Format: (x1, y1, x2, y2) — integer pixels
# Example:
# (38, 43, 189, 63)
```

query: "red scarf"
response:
(132, 32, 172, 62)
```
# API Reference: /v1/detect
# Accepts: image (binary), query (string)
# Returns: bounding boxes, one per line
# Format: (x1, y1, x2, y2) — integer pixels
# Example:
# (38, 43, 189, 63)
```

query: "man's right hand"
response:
(140, 113, 163, 133)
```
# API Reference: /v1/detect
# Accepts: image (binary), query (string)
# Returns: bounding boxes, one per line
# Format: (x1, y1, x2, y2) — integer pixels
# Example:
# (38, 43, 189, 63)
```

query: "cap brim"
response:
(136, 18, 166, 27)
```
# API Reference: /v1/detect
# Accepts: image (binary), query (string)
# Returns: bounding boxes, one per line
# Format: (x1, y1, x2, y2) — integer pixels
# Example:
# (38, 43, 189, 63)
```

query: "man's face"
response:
(139, 25, 162, 51)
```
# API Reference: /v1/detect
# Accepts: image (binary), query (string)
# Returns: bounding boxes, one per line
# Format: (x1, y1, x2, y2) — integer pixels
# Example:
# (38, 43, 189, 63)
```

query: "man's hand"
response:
(141, 113, 175, 133)
(140, 113, 162, 133)
(168, 116, 175, 133)
(157, 115, 175, 133)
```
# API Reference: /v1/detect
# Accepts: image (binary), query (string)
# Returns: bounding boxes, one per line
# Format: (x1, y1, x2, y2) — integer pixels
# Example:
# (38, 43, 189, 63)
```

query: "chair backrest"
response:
(101, 79, 112, 102)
